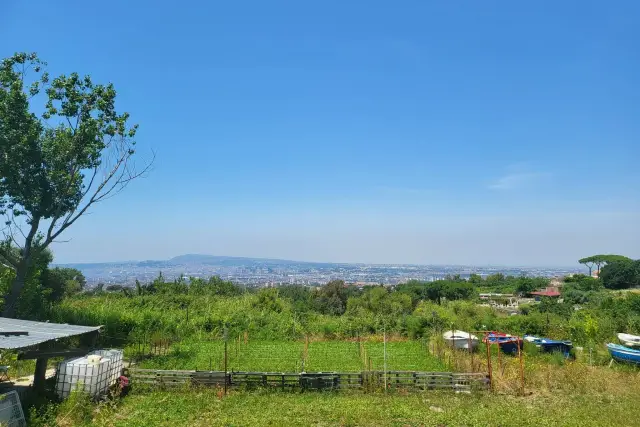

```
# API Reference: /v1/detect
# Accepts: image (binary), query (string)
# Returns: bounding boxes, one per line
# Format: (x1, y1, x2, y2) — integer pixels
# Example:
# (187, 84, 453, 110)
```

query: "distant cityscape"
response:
(57, 254, 585, 288)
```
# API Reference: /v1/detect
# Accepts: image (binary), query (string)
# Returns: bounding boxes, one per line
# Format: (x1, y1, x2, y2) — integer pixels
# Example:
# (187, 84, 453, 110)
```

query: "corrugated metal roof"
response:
(0, 317, 100, 350)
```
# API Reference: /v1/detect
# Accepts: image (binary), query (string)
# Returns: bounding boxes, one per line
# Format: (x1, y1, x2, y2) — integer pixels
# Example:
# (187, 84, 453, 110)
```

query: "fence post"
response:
(485, 337, 493, 391)
(468, 333, 474, 371)
(383, 325, 387, 394)
(450, 325, 456, 370)
(517, 338, 525, 396)
(224, 326, 228, 395)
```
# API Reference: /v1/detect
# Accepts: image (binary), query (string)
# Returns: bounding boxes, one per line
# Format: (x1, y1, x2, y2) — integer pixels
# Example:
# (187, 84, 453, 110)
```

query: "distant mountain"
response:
(57, 254, 338, 269)
(167, 254, 342, 268)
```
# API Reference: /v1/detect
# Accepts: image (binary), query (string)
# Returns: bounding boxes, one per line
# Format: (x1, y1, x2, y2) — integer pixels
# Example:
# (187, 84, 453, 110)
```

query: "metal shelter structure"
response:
(0, 317, 101, 391)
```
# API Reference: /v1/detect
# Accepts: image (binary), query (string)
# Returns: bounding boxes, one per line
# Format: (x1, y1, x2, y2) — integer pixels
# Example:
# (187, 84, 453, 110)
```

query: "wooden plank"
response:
(128, 369, 489, 392)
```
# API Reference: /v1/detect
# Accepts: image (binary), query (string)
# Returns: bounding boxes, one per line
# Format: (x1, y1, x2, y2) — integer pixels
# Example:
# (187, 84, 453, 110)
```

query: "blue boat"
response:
(524, 335, 573, 357)
(483, 332, 523, 354)
(607, 343, 640, 365)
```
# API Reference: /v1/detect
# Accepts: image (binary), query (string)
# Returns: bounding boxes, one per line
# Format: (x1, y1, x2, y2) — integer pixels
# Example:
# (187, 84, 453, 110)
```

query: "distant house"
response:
(529, 287, 561, 300)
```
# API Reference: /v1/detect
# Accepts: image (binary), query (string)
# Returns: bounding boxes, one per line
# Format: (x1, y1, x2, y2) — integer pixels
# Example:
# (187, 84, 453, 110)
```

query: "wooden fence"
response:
(127, 368, 489, 393)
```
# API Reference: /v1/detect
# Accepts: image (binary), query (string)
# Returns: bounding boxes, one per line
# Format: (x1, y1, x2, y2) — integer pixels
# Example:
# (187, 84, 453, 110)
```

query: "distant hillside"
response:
(168, 254, 303, 266)
(56, 254, 342, 269)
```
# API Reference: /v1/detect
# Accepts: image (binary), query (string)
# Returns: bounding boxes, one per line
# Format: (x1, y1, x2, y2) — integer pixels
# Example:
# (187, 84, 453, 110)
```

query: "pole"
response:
(485, 337, 493, 391)
(33, 357, 49, 392)
(451, 325, 456, 370)
(224, 326, 228, 395)
(383, 325, 387, 393)
(517, 337, 525, 396)
(497, 342, 503, 375)
(468, 333, 474, 371)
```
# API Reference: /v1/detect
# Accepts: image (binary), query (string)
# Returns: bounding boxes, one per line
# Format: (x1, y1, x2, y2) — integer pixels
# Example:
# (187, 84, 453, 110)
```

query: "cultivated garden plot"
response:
(133, 339, 448, 373)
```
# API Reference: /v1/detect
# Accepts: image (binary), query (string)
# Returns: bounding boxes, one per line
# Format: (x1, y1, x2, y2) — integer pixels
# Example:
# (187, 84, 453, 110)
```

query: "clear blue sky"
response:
(2, 0, 639, 266)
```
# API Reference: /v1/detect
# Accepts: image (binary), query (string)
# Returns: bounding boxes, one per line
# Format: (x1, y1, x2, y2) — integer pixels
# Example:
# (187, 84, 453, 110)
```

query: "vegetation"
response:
(30, 387, 640, 427)
(0, 52, 150, 317)
(578, 254, 631, 277)
(0, 247, 85, 318)
(600, 259, 640, 290)
(43, 269, 640, 350)
(10, 254, 640, 426)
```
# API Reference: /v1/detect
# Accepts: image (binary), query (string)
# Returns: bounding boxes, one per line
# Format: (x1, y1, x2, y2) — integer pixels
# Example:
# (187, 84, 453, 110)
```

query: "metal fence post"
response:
(383, 325, 387, 393)
(224, 326, 228, 395)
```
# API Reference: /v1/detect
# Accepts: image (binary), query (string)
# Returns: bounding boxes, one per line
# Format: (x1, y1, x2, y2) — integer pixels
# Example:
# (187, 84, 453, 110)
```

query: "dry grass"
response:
(429, 334, 640, 397)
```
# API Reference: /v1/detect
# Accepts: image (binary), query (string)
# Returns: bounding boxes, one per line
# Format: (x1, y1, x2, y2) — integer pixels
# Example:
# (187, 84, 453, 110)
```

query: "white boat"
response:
(443, 330, 479, 350)
(618, 333, 640, 348)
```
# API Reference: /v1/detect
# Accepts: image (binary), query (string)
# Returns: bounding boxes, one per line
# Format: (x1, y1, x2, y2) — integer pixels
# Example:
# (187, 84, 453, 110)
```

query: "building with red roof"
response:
(529, 287, 561, 298)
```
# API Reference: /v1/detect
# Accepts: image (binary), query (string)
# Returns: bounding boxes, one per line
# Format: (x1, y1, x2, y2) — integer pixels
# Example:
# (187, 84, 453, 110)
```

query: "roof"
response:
(0, 317, 100, 350)
(530, 290, 561, 297)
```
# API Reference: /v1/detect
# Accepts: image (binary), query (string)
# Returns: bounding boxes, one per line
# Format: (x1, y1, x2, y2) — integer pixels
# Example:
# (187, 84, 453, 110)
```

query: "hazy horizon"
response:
(54, 252, 590, 270)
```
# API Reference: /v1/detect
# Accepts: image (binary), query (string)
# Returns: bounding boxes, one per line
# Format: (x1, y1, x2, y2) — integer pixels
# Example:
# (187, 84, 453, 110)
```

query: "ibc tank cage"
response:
(55, 349, 124, 399)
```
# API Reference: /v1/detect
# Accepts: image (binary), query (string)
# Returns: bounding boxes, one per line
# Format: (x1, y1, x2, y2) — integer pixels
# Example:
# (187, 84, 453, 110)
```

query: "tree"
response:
(312, 280, 349, 315)
(41, 267, 86, 301)
(0, 52, 152, 317)
(441, 281, 475, 301)
(1, 246, 54, 319)
(515, 276, 549, 295)
(578, 257, 596, 276)
(600, 259, 640, 290)
(579, 255, 631, 276)
(425, 281, 444, 304)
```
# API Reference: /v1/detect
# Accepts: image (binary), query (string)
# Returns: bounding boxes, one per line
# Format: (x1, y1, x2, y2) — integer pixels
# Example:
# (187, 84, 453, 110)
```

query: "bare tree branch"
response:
(43, 146, 154, 246)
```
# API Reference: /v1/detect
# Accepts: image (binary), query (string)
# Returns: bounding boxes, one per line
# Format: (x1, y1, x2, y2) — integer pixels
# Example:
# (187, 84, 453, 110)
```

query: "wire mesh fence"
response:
(122, 334, 448, 374)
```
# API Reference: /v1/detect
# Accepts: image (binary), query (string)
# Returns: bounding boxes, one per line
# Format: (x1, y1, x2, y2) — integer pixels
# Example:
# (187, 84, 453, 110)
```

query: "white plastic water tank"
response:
(87, 355, 102, 365)
(56, 349, 124, 399)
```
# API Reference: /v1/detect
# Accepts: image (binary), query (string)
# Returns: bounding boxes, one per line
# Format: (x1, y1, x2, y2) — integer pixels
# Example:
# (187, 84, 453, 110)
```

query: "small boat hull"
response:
(617, 333, 640, 348)
(483, 332, 523, 354)
(443, 330, 479, 350)
(524, 335, 573, 357)
(607, 343, 640, 365)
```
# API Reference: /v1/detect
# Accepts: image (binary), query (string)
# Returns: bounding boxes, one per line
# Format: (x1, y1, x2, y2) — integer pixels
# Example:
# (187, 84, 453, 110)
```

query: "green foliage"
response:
(346, 286, 412, 318)
(562, 274, 604, 305)
(0, 52, 148, 317)
(600, 259, 640, 290)
(395, 279, 476, 305)
(0, 247, 84, 319)
(82, 387, 640, 427)
(277, 285, 313, 313)
(47, 268, 640, 347)
(41, 267, 86, 301)
(579, 254, 632, 276)
(311, 280, 351, 315)
(515, 276, 549, 294)
(253, 288, 285, 313)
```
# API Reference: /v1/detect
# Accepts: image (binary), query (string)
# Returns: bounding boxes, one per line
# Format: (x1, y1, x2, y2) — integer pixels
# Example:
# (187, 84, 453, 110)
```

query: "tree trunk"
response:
(2, 218, 40, 318)
(2, 264, 29, 318)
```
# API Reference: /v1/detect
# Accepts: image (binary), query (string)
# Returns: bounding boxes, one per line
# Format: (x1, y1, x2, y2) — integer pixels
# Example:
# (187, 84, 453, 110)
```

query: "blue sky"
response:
(2, 0, 639, 266)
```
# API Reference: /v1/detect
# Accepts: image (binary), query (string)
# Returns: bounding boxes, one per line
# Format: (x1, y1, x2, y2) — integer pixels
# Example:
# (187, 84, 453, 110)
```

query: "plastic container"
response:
(87, 355, 102, 365)
(55, 349, 124, 399)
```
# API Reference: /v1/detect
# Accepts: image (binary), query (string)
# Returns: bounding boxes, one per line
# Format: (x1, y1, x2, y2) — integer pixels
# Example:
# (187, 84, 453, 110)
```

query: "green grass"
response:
(135, 340, 447, 372)
(81, 390, 639, 427)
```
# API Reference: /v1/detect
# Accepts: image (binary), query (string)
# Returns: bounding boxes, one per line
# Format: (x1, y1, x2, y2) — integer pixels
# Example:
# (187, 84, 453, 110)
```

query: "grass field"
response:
(30, 338, 640, 427)
(61, 390, 640, 427)
(134, 339, 448, 372)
